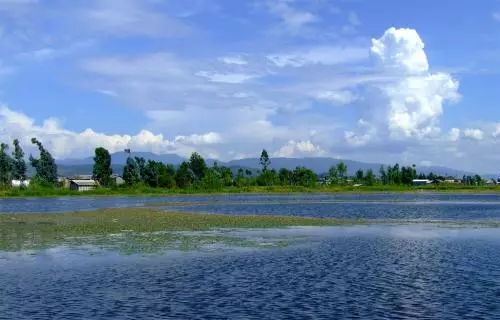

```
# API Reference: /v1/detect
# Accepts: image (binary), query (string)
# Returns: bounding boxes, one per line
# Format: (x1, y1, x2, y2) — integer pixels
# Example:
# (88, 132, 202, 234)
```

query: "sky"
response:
(0, 0, 499, 173)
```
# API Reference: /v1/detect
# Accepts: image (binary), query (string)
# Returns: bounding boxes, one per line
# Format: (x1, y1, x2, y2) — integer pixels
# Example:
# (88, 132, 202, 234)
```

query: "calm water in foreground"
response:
(1, 194, 500, 319)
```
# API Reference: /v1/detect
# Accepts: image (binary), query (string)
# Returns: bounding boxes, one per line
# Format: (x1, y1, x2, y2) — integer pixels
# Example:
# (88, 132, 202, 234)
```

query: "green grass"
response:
(1, 184, 499, 198)
(0, 208, 363, 252)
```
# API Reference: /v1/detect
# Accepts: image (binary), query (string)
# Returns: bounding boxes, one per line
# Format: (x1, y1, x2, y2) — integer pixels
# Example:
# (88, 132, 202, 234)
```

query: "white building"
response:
(11, 180, 30, 188)
(69, 179, 97, 192)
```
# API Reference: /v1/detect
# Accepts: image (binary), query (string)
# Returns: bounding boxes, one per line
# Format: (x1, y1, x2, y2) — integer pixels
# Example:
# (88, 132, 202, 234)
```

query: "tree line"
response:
(0, 140, 492, 190)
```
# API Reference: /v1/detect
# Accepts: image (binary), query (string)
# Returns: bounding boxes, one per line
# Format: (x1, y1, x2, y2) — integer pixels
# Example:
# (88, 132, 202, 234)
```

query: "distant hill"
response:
(54, 152, 493, 178)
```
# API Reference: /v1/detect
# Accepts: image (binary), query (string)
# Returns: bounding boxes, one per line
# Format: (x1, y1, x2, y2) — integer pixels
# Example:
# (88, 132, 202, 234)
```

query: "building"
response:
(111, 174, 125, 186)
(11, 180, 30, 188)
(70, 179, 97, 192)
(412, 179, 432, 186)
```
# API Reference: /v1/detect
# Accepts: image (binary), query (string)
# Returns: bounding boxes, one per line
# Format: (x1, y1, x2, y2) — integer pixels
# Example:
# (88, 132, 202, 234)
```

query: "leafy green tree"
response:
(0, 143, 12, 187)
(158, 163, 176, 188)
(355, 169, 364, 182)
(379, 165, 388, 185)
(11, 139, 27, 181)
(292, 166, 317, 187)
(257, 169, 279, 186)
(175, 161, 195, 188)
(93, 147, 113, 186)
(336, 161, 347, 185)
(142, 160, 160, 187)
(29, 138, 58, 186)
(279, 168, 293, 186)
(259, 149, 271, 171)
(364, 169, 376, 186)
(188, 152, 207, 181)
(328, 165, 338, 185)
(201, 167, 225, 190)
(122, 157, 140, 186)
(134, 157, 147, 182)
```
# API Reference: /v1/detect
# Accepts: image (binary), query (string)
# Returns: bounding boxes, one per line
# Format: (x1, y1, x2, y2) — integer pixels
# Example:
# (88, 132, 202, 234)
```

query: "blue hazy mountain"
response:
(55, 152, 493, 178)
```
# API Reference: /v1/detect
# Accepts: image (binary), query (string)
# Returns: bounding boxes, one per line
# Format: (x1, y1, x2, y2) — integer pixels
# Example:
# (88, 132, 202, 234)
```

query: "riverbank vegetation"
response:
(0, 140, 498, 196)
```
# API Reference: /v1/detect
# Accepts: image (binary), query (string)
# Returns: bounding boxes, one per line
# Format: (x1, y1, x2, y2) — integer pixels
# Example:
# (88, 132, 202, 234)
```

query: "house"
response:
(111, 174, 125, 186)
(412, 179, 432, 186)
(11, 180, 30, 188)
(486, 179, 498, 186)
(70, 179, 97, 192)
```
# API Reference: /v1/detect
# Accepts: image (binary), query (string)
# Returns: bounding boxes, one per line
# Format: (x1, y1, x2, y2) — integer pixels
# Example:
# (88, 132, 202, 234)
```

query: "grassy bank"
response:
(0, 208, 362, 252)
(1, 184, 499, 198)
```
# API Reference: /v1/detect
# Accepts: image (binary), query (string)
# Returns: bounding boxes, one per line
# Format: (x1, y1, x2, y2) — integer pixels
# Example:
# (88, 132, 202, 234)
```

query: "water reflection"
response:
(2, 224, 499, 319)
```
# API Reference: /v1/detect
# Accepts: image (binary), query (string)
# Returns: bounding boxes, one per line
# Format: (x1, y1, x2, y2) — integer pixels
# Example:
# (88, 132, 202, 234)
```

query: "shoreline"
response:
(1, 185, 500, 199)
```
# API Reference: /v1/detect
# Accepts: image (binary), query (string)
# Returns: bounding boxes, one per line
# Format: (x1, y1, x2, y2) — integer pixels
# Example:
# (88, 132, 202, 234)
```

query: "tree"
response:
(93, 147, 113, 186)
(292, 166, 317, 187)
(189, 152, 207, 181)
(259, 149, 271, 171)
(122, 157, 140, 186)
(355, 169, 364, 182)
(158, 164, 176, 188)
(379, 165, 388, 185)
(257, 169, 279, 186)
(336, 162, 347, 185)
(29, 138, 58, 186)
(134, 157, 147, 182)
(279, 168, 293, 186)
(365, 169, 376, 186)
(328, 165, 338, 185)
(0, 143, 12, 187)
(11, 139, 27, 181)
(175, 161, 195, 188)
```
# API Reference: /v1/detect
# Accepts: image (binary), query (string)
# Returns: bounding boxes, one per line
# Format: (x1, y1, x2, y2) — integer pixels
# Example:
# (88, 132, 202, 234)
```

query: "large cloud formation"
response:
(371, 27, 461, 138)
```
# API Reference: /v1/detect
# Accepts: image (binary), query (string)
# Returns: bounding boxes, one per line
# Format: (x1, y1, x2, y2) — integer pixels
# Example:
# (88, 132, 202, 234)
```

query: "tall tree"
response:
(188, 152, 207, 181)
(93, 147, 113, 186)
(29, 138, 58, 185)
(355, 169, 364, 182)
(11, 139, 27, 181)
(122, 157, 140, 186)
(259, 149, 271, 171)
(0, 143, 12, 187)
(175, 161, 195, 188)
(336, 161, 347, 184)
(328, 165, 338, 185)
(379, 165, 388, 185)
(365, 169, 376, 186)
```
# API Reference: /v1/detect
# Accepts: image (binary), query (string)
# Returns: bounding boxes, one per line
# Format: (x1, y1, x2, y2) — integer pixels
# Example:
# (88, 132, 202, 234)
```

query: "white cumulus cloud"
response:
(273, 140, 326, 157)
(464, 128, 484, 141)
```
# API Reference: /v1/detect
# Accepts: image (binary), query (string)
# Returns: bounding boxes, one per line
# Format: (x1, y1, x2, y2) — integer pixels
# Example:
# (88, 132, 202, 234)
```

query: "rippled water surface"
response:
(1, 225, 500, 319)
(2, 194, 500, 319)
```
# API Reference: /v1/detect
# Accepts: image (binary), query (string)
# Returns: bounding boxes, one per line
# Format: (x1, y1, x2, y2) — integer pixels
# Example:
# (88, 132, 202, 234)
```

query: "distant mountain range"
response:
(53, 151, 496, 178)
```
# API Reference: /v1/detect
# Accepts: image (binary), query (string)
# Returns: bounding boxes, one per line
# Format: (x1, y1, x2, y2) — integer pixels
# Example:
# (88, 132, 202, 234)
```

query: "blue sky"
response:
(0, 0, 499, 173)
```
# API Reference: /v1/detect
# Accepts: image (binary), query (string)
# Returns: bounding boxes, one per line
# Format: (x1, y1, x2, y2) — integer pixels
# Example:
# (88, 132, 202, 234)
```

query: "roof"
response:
(412, 179, 431, 182)
(70, 179, 97, 186)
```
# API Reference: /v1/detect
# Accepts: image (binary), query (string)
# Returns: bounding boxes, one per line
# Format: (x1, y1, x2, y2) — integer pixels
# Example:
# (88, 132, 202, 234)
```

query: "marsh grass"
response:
(0, 208, 362, 252)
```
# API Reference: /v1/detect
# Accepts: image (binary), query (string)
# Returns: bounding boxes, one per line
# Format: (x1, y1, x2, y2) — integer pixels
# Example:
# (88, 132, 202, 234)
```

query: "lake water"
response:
(1, 194, 500, 319)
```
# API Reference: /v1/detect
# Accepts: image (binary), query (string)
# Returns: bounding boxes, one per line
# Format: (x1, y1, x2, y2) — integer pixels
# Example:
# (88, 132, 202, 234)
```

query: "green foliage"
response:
(364, 169, 376, 186)
(257, 169, 279, 186)
(188, 152, 207, 181)
(328, 165, 338, 185)
(355, 169, 364, 182)
(93, 147, 113, 186)
(336, 161, 347, 184)
(122, 157, 140, 186)
(11, 139, 27, 181)
(29, 138, 58, 186)
(175, 161, 195, 188)
(0, 143, 12, 187)
(291, 166, 317, 187)
(279, 168, 293, 186)
(259, 149, 271, 171)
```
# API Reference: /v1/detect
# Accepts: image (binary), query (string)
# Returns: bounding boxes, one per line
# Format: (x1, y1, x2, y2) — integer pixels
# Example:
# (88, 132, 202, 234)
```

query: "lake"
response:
(1, 193, 500, 319)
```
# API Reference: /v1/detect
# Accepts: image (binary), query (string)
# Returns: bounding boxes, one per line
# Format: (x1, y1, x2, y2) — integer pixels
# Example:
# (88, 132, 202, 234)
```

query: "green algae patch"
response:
(0, 208, 361, 252)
